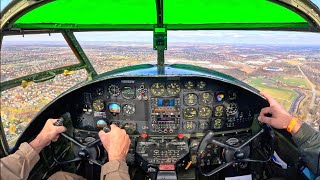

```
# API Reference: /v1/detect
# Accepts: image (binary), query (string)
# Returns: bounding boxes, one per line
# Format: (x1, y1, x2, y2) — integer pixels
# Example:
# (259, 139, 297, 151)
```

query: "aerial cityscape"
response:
(1, 39, 320, 147)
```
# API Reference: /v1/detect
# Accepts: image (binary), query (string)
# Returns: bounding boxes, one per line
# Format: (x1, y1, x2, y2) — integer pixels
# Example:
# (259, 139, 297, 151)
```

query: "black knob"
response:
(53, 118, 64, 126)
(103, 125, 111, 133)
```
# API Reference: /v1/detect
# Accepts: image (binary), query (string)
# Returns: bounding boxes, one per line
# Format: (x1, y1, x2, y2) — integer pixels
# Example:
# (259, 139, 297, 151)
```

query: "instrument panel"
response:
(73, 77, 264, 136)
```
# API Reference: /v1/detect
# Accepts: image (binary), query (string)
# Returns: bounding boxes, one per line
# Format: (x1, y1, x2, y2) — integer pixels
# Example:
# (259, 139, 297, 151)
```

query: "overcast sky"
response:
(3, 31, 320, 46)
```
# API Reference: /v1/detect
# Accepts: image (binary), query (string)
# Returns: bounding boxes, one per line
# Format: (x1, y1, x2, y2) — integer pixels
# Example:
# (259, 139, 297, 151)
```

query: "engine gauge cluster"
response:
(78, 77, 257, 135)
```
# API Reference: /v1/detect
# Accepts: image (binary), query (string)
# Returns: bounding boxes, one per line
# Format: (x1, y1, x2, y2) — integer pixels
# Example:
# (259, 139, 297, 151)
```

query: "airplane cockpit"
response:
(1, 0, 319, 179)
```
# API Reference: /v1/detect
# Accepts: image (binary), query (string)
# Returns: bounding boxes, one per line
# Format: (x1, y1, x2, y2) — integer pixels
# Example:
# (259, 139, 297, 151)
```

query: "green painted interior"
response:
(12, 0, 309, 29)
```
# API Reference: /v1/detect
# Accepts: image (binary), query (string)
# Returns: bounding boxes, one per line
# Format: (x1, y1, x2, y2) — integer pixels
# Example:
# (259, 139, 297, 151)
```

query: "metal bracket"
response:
(270, 0, 320, 30)
(0, 120, 9, 156)
(1, 0, 54, 30)
(0, 64, 86, 92)
(155, 0, 165, 66)
(62, 30, 98, 77)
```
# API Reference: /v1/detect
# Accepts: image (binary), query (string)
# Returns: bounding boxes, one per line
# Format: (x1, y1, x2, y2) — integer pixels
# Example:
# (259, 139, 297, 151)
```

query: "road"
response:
(297, 65, 316, 109)
(297, 65, 316, 123)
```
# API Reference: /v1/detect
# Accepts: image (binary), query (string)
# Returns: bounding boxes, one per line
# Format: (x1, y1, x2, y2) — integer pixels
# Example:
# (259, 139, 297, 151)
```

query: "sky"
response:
(1, 0, 320, 46)
(3, 31, 320, 46)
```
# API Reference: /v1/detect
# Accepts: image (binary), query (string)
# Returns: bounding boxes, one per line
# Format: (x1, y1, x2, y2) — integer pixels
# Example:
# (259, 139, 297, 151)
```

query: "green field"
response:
(247, 77, 298, 111)
(272, 76, 311, 89)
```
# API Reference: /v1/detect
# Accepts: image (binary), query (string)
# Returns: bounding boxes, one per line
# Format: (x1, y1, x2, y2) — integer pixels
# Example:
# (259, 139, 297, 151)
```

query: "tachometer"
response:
(123, 104, 135, 116)
(108, 84, 120, 97)
(226, 103, 238, 115)
(184, 93, 198, 106)
(167, 82, 181, 96)
(122, 86, 135, 99)
(198, 106, 211, 118)
(92, 99, 104, 111)
(151, 83, 165, 96)
(199, 92, 213, 105)
(183, 107, 197, 120)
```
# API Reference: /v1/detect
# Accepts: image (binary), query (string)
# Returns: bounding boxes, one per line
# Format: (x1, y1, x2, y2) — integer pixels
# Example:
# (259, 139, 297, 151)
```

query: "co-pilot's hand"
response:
(30, 119, 66, 153)
(258, 92, 302, 135)
(258, 92, 293, 129)
(98, 124, 130, 161)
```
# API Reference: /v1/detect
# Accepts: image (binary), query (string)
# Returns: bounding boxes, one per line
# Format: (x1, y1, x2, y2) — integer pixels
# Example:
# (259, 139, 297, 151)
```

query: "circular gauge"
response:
(167, 82, 181, 96)
(96, 120, 107, 128)
(122, 86, 135, 99)
(214, 105, 224, 117)
(198, 106, 211, 118)
(197, 81, 206, 90)
(184, 81, 195, 90)
(108, 85, 120, 97)
(199, 92, 213, 105)
(228, 91, 237, 101)
(123, 104, 135, 116)
(92, 99, 104, 111)
(213, 118, 223, 129)
(183, 121, 196, 132)
(226, 103, 238, 115)
(151, 83, 165, 96)
(109, 103, 121, 114)
(96, 88, 104, 96)
(184, 93, 198, 106)
(199, 121, 210, 130)
(183, 107, 198, 120)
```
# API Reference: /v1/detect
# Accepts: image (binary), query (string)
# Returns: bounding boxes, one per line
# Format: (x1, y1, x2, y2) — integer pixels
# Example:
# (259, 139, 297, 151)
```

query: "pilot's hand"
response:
(98, 124, 130, 161)
(258, 92, 302, 135)
(29, 119, 67, 153)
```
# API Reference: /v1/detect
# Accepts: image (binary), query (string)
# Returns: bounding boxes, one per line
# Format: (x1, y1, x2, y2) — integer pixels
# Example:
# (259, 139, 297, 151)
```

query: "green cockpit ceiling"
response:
(1, 0, 320, 31)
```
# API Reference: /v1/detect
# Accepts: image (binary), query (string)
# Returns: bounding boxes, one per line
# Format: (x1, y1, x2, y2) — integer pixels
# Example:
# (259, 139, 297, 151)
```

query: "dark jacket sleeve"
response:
(0, 142, 40, 180)
(292, 123, 320, 175)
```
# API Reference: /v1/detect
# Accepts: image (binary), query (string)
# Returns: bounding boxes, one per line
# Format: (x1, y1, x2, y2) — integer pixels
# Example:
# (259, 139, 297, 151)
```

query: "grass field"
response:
(247, 77, 298, 111)
(272, 76, 311, 89)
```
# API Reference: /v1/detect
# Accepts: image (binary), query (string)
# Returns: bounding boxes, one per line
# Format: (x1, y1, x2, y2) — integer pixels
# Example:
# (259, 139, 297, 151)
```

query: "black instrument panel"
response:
(73, 76, 266, 136)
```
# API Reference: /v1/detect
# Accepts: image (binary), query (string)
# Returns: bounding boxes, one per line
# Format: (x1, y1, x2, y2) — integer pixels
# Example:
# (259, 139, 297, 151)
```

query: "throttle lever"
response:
(53, 118, 64, 126)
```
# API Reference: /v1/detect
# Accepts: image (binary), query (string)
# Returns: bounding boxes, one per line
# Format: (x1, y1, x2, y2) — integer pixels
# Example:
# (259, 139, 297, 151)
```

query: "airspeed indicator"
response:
(151, 83, 165, 96)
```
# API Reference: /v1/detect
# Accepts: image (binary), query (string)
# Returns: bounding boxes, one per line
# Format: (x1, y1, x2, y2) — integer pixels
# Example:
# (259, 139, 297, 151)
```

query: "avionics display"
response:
(157, 99, 175, 106)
